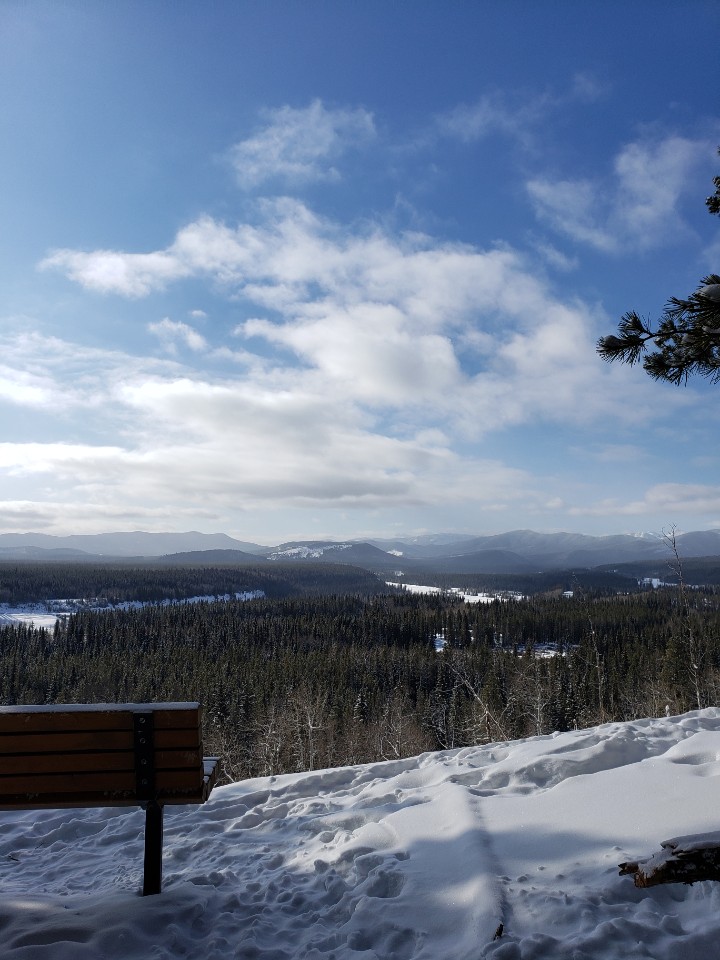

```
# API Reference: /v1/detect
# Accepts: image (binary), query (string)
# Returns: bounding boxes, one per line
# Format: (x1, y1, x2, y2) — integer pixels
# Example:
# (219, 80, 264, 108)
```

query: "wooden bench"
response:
(0, 702, 219, 895)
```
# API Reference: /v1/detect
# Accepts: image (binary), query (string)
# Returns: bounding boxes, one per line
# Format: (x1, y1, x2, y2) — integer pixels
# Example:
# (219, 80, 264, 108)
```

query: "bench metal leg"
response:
(142, 801, 164, 895)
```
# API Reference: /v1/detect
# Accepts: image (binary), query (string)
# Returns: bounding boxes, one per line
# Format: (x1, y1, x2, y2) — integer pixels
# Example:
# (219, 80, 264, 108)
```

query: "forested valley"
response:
(2, 562, 720, 782)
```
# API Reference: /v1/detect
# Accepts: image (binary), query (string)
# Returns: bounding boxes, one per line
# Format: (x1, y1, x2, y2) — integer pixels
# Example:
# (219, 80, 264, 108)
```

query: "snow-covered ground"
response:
(2, 710, 720, 958)
(387, 582, 523, 603)
(0, 592, 265, 630)
(0, 604, 60, 629)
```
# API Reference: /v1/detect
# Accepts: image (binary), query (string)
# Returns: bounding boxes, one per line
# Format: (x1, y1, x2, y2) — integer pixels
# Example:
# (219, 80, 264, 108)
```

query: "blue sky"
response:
(1, 1, 718, 543)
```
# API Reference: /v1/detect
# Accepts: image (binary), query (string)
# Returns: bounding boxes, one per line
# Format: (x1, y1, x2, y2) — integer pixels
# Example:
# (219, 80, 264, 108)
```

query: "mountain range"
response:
(1, 528, 719, 575)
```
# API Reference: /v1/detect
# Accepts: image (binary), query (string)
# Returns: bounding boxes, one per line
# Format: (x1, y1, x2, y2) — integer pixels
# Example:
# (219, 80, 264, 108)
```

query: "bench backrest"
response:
(0, 702, 215, 809)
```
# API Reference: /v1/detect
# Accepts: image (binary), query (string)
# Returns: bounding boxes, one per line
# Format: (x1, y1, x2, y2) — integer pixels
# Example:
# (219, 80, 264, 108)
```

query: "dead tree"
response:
(619, 832, 720, 887)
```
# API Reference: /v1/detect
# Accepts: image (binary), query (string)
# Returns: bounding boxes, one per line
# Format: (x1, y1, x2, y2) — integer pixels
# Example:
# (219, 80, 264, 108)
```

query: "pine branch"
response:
(598, 153, 718, 383)
(707, 148, 720, 216)
(597, 276, 720, 384)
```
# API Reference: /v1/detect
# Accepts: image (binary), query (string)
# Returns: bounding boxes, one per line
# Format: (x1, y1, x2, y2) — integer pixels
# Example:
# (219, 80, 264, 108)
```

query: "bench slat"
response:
(1, 789, 210, 809)
(0, 703, 218, 894)
(0, 728, 201, 753)
(0, 704, 201, 735)
(0, 747, 203, 776)
(1, 769, 216, 808)
(0, 767, 206, 797)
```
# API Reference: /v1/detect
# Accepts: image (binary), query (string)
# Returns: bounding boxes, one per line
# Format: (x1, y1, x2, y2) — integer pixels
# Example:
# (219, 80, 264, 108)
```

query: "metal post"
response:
(142, 800, 164, 895)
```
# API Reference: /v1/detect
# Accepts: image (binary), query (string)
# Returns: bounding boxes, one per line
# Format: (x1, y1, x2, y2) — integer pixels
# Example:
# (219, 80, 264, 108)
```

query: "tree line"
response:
(2, 585, 719, 781)
(0, 561, 385, 605)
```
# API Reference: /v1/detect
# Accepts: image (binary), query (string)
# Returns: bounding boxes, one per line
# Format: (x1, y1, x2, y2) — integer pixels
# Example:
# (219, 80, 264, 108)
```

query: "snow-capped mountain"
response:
(2, 529, 720, 576)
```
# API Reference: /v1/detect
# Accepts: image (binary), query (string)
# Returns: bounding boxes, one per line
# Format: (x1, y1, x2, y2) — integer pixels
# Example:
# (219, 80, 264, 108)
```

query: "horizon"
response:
(0, 525, 707, 547)
(1, 2, 718, 542)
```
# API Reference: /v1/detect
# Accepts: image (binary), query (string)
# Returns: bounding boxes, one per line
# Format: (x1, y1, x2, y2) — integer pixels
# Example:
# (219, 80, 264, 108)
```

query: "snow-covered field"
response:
(2, 710, 720, 958)
(0, 592, 265, 630)
(387, 582, 522, 603)
(0, 605, 60, 629)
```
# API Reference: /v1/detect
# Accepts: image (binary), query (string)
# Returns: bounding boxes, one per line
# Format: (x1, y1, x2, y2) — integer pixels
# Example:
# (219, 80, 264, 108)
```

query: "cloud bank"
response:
(9, 93, 717, 538)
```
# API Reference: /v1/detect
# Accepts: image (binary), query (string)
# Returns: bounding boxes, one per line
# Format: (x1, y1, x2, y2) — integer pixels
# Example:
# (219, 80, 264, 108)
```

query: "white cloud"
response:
(437, 75, 606, 145)
(24, 195, 709, 537)
(568, 72, 606, 103)
(572, 483, 720, 518)
(148, 318, 207, 354)
(530, 240, 579, 272)
(527, 135, 712, 253)
(0, 330, 181, 415)
(0, 441, 127, 477)
(38, 249, 188, 298)
(438, 93, 523, 143)
(228, 99, 376, 188)
(0, 315, 701, 537)
(0, 365, 57, 409)
(0, 376, 535, 521)
(242, 304, 462, 407)
(36, 199, 686, 436)
(0, 499, 222, 535)
(526, 178, 616, 252)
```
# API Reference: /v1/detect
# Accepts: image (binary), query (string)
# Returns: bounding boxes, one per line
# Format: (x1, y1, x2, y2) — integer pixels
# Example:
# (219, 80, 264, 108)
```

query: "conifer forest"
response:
(2, 561, 719, 782)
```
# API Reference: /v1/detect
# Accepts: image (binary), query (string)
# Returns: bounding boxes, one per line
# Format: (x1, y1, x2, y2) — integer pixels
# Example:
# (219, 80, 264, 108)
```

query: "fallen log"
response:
(619, 831, 720, 887)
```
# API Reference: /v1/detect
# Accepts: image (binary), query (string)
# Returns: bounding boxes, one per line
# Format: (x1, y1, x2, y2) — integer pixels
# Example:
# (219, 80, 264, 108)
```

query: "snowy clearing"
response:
(387, 582, 522, 604)
(0, 592, 265, 630)
(2, 710, 720, 957)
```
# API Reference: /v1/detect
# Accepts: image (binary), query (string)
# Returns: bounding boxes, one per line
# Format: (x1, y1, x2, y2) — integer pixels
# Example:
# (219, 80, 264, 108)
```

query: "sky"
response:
(0, 0, 719, 544)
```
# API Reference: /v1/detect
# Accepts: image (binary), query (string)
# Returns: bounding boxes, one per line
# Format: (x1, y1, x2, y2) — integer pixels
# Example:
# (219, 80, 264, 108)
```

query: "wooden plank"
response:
(0, 770, 137, 796)
(154, 729, 202, 750)
(0, 727, 201, 754)
(0, 712, 201, 736)
(0, 767, 205, 799)
(0, 731, 134, 753)
(1, 752, 135, 776)
(0, 704, 201, 735)
(0, 748, 203, 776)
(1, 788, 209, 809)
(0, 702, 200, 717)
(0, 788, 207, 808)
(154, 708, 202, 731)
(0, 703, 216, 815)
(1, 795, 141, 810)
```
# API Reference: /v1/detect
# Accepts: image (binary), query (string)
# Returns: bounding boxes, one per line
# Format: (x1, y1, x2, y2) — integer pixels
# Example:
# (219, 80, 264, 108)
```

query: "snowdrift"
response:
(2, 710, 720, 959)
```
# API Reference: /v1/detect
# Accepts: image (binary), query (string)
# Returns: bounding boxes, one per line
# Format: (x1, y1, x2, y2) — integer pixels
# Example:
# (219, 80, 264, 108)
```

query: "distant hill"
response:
(599, 555, 720, 586)
(159, 549, 270, 566)
(0, 531, 269, 558)
(269, 541, 399, 568)
(0, 546, 95, 560)
(418, 549, 537, 575)
(1, 528, 719, 582)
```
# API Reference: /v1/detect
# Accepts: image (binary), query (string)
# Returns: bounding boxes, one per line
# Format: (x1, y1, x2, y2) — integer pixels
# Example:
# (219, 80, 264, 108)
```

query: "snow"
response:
(3, 710, 720, 958)
(387, 583, 521, 604)
(0, 592, 265, 630)
(0, 702, 199, 715)
(270, 545, 352, 559)
(0, 604, 61, 629)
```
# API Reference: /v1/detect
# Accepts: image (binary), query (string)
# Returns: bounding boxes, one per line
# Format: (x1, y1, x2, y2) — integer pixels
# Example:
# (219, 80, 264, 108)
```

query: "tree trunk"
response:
(619, 833, 720, 887)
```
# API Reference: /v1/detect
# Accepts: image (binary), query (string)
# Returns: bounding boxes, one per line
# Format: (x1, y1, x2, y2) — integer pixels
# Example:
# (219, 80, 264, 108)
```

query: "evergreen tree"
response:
(597, 151, 720, 383)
